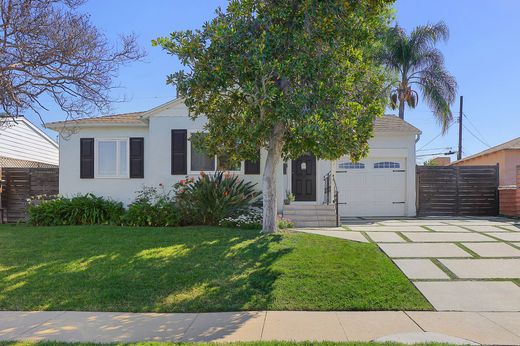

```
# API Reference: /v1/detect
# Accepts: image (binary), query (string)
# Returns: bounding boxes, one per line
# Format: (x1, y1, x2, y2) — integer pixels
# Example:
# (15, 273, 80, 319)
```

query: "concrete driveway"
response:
(341, 217, 520, 312)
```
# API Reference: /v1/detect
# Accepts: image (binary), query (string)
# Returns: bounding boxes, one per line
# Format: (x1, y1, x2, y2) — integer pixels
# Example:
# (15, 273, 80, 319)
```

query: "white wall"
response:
(57, 101, 416, 215)
(0, 118, 59, 165)
(59, 126, 149, 204)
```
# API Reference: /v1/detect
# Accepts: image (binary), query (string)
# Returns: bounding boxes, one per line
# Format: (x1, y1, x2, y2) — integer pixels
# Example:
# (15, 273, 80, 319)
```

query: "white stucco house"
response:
(46, 98, 421, 218)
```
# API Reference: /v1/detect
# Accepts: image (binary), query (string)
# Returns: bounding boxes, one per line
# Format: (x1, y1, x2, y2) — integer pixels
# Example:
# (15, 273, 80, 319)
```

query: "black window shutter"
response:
(244, 150, 261, 175)
(171, 130, 187, 174)
(80, 138, 94, 179)
(129, 137, 144, 178)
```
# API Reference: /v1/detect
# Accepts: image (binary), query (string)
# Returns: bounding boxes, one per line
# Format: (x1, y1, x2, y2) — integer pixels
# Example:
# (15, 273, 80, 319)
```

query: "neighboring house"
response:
(45, 99, 421, 217)
(451, 137, 520, 186)
(428, 157, 451, 166)
(0, 116, 59, 168)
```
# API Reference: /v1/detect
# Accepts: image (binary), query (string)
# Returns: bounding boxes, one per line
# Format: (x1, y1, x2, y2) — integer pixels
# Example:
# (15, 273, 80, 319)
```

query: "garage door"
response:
(335, 158, 407, 217)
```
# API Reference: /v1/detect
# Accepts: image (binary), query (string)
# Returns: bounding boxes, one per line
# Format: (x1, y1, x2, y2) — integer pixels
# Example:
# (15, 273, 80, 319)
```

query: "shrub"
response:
(175, 172, 261, 225)
(124, 186, 179, 227)
(27, 193, 124, 226)
(277, 216, 294, 229)
(219, 207, 262, 229)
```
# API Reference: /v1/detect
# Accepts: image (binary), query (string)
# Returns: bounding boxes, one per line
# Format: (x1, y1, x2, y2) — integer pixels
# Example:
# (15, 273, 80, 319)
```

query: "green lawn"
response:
(0, 225, 431, 312)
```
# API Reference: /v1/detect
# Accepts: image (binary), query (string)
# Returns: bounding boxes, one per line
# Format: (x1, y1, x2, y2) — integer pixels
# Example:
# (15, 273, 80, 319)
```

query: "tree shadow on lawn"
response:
(0, 226, 290, 313)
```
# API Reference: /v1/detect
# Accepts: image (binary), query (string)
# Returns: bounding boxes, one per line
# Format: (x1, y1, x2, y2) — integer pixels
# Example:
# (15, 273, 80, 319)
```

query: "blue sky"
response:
(34, 0, 519, 162)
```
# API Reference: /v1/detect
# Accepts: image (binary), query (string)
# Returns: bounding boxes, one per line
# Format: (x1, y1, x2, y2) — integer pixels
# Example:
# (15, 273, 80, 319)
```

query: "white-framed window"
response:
(338, 162, 365, 169)
(374, 161, 400, 169)
(188, 131, 243, 173)
(95, 138, 129, 178)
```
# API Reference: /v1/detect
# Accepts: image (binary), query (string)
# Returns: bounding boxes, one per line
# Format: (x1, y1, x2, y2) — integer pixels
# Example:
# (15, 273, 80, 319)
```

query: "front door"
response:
(292, 154, 316, 201)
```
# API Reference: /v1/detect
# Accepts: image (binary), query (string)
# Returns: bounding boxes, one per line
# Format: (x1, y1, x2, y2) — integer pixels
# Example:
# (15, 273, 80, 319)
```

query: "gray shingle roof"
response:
(374, 114, 421, 134)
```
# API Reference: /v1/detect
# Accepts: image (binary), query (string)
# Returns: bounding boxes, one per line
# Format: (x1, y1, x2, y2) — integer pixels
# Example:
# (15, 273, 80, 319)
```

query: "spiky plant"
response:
(381, 22, 457, 132)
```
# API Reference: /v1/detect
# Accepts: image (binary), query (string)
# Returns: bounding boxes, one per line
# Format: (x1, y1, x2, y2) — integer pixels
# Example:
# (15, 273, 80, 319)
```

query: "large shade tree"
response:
(0, 0, 144, 124)
(154, 0, 393, 232)
(381, 21, 457, 132)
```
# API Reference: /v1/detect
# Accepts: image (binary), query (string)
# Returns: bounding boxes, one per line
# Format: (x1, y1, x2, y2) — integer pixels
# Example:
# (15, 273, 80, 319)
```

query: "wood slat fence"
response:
(416, 165, 499, 216)
(0, 168, 59, 223)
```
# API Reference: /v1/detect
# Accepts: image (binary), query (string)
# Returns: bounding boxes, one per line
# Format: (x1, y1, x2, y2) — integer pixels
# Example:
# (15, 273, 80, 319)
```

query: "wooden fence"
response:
(417, 165, 499, 216)
(0, 168, 59, 223)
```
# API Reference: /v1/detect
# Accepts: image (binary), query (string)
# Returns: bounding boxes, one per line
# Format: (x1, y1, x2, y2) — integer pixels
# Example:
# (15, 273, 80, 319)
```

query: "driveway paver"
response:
(413, 281, 520, 312)
(378, 243, 472, 258)
(464, 225, 512, 232)
(489, 232, 520, 242)
(393, 259, 450, 279)
(440, 259, 520, 279)
(427, 225, 471, 232)
(404, 232, 493, 243)
(364, 232, 405, 243)
(349, 225, 429, 232)
(462, 242, 520, 257)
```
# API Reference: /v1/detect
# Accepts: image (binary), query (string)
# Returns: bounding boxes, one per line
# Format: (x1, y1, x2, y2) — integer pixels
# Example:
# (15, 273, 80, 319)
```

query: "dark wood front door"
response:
(292, 154, 316, 201)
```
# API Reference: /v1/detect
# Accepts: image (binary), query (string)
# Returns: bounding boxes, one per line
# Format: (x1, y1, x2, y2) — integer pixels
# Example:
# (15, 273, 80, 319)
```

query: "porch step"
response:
(283, 204, 337, 228)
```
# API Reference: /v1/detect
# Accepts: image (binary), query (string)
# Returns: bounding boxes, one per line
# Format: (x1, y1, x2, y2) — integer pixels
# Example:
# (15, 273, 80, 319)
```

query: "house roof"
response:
(44, 102, 420, 135)
(375, 115, 421, 134)
(451, 136, 520, 165)
(45, 111, 146, 129)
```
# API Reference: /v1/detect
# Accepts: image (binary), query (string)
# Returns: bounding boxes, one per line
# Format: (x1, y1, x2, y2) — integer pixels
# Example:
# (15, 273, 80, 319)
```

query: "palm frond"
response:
(419, 64, 457, 133)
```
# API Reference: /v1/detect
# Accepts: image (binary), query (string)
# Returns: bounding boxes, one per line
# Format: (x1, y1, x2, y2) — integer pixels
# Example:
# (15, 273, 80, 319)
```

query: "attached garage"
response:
(331, 115, 421, 218)
(336, 158, 407, 217)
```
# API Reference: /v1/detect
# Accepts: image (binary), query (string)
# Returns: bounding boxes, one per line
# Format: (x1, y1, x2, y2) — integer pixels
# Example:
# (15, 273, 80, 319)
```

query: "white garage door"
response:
(335, 158, 407, 217)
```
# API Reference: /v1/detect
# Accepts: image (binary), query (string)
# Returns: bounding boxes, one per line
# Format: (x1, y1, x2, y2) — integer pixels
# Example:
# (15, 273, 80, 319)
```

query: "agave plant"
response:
(381, 21, 457, 132)
(175, 171, 261, 225)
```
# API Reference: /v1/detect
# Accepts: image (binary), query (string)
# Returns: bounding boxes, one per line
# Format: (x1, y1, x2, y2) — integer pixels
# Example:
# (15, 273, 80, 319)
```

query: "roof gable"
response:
(452, 136, 520, 164)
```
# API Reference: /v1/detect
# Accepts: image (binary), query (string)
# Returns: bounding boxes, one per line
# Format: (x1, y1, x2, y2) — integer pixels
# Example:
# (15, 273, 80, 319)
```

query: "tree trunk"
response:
(262, 123, 285, 233)
(398, 99, 405, 119)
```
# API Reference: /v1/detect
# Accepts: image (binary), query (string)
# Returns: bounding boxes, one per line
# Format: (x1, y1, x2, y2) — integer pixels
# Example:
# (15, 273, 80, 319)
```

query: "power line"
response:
(418, 120, 455, 151)
(462, 123, 491, 148)
(463, 112, 491, 147)
(417, 146, 453, 152)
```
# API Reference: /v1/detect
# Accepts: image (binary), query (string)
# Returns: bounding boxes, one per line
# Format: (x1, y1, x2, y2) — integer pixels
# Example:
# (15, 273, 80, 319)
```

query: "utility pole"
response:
(457, 95, 463, 160)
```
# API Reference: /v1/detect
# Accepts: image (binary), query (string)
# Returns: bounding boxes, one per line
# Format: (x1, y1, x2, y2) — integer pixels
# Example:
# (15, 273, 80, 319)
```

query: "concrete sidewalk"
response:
(1, 311, 520, 345)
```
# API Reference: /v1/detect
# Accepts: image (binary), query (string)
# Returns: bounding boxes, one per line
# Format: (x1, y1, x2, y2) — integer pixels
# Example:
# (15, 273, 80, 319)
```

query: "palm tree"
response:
(381, 22, 457, 133)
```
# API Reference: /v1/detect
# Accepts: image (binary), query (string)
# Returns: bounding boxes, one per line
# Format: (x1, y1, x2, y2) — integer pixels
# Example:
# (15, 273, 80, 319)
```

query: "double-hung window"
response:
(189, 132, 242, 173)
(96, 139, 129, 178)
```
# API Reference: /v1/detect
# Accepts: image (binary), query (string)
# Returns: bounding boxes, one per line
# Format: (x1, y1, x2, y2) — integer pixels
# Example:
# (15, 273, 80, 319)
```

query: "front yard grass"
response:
(0, 225, 431, 312)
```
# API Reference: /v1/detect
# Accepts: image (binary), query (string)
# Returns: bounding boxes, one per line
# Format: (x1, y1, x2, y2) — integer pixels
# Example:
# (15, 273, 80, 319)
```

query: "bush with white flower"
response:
(219, 207, 263, 229)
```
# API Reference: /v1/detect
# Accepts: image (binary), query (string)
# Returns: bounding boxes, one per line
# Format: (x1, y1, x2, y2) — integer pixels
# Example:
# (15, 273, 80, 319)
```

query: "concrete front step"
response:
(283, 204, 337, 228)
(293, 220, 338, 227)
(284, 204, 336, 211)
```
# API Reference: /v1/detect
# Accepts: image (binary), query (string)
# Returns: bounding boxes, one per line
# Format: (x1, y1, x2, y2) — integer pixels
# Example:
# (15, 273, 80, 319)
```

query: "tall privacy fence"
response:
(0, 168, 59, 223)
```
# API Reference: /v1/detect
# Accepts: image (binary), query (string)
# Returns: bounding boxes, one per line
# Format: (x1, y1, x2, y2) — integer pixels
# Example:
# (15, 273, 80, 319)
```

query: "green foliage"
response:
(175, 172, 261, 225)
(277, 217, 294, 229)
(124, 186, 180, 227)
(219, 207, 263, 229)
(381, 21, 457, 130)
(27, 194, 124, 226)
(153, 0, 393, 162)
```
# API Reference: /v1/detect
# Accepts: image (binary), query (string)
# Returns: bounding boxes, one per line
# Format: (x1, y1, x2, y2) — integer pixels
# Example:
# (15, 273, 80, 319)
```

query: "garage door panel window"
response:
(374, 161, 400, 169)
(338, 162, 365, 169)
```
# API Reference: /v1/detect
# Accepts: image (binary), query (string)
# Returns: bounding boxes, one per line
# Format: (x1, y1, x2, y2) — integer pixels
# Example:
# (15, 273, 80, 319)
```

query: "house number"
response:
(300, 162, 307, 171)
